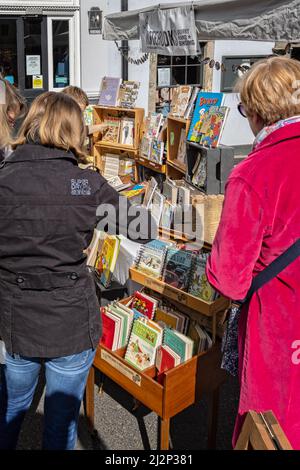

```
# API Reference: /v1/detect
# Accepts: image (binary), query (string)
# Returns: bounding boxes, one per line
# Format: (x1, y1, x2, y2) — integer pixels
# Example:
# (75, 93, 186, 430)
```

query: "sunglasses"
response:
(238, 102, 247, 118)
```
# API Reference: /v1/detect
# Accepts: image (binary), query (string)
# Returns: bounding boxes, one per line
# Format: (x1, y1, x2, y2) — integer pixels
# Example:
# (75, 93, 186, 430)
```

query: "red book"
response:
(156, 345, 176, 373)
(100, 308, 116, 350)
(131, 291, 158, 320)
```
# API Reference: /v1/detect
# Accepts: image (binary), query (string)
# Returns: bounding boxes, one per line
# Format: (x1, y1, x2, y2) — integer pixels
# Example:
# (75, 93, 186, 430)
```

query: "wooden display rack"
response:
(92, 106, 144, 173)
(166, 116, 190, 179)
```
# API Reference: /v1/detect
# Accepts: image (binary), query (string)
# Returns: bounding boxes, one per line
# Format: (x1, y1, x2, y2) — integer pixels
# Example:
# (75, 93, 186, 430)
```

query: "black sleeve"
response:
(94, 178, 158, 244)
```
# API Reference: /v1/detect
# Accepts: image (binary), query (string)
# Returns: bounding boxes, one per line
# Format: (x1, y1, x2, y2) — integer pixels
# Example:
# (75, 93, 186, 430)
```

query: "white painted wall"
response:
(80, 0, 122, 100)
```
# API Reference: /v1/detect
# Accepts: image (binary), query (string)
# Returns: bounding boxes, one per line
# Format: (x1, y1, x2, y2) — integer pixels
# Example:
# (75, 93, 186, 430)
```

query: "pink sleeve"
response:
(206, 177, 268, 300)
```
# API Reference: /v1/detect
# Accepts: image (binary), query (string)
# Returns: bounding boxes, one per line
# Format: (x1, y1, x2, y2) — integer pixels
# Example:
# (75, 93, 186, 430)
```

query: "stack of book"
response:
(101, 302, 134, 350)
(98, 77, 140, 109)
(135, 244, 218, 302)
(87, 231, 121, 288)
(140, 113, 166, 165)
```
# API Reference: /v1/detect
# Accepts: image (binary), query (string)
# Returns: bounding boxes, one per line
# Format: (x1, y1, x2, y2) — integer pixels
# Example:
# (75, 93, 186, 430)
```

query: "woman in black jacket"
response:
(0, 91, 155, 450)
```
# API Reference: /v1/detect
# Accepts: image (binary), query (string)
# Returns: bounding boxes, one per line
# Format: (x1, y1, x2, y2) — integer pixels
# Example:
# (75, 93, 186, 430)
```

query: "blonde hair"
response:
(236, 56, 300, 125)
(62, 86, 89, 110)
(13, 91, 87, 161)
(0, 79, 27, 149)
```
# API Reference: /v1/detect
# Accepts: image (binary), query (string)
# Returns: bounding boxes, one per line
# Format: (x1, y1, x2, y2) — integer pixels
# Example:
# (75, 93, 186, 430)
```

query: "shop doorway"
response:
(0, 16, 48, 101)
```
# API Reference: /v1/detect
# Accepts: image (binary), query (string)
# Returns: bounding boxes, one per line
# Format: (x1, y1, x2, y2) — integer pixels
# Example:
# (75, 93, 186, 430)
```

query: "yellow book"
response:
(95, 236, 121, 288)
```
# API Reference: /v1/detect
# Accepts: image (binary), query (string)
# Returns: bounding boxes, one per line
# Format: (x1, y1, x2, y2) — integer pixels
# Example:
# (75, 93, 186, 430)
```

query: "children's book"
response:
(200, 106, 230, 148)
(118, 80, 140, 108)
(163, 328, 194, 363)
(120, 117, 135, 146)
(171, 86, 193, 118)
(125, 319, 163, 371)
(145, 113, 164, 139)
(135, 245, 166, 279)
(102, 118, 121, 143)
(184, 87, 200, 120)
(187, 92, 223, 143)
(150, 140, 164, 165)
(188, 254, 216, 301)
(99, 77, 122, 107)
(192, 151, 207, 189)
(95, 236, 121, 288)
(140, 136, 152, 159)
(131, 291, 158, 320)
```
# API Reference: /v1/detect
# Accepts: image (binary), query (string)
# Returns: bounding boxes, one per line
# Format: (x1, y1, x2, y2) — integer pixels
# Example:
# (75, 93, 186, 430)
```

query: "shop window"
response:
(52, 20, 70, 89)
(0, 19, 18, 86)
(221, 55, 267, 92)
(24, 17, 43, 90)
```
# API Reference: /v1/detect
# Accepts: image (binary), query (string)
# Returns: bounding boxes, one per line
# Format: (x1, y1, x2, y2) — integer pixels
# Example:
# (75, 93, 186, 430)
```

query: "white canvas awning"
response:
(103, 0, 300, 42)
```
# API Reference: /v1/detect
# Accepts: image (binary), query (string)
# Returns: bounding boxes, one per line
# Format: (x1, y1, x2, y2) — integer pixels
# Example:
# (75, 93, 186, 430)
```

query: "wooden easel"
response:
(235, 411, 293, 450)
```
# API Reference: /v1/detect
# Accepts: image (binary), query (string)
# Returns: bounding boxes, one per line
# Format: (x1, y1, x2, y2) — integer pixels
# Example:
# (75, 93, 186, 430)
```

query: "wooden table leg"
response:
(85, 365, 95, 433)
(207, 387, 220, 449)
(160, 418, 170, 450)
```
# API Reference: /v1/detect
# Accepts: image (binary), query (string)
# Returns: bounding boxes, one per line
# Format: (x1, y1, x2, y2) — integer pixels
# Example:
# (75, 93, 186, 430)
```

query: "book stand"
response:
(85, 284, 229, 449)
(234, 411, 293, 450)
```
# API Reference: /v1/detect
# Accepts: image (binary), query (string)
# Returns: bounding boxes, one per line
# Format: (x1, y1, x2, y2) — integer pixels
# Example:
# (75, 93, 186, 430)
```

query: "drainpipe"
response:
(121, 0, 129, 80)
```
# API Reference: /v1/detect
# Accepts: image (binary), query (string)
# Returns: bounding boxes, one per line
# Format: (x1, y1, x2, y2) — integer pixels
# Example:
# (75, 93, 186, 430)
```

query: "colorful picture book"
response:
(162, 248, 195, 291)
(102, 118, 121, 143)
(142, 177, 158, 209)
(150, 140, 164, 165)
(130, 291, 158, 320)
(135, 245, 167, 279)
(184, 87, 200, 120)
(170, 86, 193, 118)
(101, 302, 134, 350)
(118, 81, 140, 108)
(125, 318, 163, 371)
(99, 77, 122, 107)
(187, 92, 223, 143)
(145, 113, 165, 139)
(188, 253, 217, 301)
(199, 106, 230, 148)
(95, 235, 121, 288)
(140, 136, 152, 159)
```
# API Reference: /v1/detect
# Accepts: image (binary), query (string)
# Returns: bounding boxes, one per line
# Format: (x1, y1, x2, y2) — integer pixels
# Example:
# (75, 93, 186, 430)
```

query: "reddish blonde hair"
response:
(236, 56, 300, 125)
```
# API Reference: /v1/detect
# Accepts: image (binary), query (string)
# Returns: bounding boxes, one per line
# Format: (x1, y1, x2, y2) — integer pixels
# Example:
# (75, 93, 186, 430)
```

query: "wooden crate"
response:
(130, 268, 229, 318)
(93, 106, 144, 151)
(93, 144, 137, 176)
(167, 116, 190, 175)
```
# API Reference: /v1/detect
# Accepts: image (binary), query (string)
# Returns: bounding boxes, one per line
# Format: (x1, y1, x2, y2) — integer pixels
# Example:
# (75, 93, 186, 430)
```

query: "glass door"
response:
(0, 18, 19, 86)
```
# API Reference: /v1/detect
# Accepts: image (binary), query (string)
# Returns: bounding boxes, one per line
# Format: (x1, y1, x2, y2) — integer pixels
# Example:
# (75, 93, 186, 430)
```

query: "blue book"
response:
(187, 92, 223, 143)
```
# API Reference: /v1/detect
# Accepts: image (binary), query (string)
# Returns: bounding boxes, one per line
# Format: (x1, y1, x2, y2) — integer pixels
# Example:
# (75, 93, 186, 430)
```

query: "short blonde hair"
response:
(236, 56, 300, 125)
(62, 86, 89, 110)
(13, 91, 87, 161)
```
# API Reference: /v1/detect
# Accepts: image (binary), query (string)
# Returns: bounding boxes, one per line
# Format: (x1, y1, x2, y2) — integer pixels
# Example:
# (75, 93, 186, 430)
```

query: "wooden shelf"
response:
(168, 115, 190, 124)
(95, 141, 139, 153)
(129, 268, 230, 317)
(94, 105, 144, 114)
(135, 155, 166, 174)
(167, 160, 186, 175)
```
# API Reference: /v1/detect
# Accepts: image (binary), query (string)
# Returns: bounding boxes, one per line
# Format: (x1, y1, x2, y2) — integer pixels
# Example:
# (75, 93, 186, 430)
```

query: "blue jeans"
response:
(0, 348, 96, 450)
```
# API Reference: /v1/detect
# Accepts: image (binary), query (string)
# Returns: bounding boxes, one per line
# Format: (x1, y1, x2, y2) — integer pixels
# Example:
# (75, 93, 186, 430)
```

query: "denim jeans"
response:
(0, 348, 96, 450)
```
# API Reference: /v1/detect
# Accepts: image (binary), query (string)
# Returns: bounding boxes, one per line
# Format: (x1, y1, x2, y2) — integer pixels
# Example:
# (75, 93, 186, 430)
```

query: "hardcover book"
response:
(188, 254, 216, 301)
(163, 328, 194, 363)
(187, 92, 223, 143)
(200, 106, 230, 148)
(118, 80, 140, 108)
(120, 117, 135, 146)
(131, 291, 158, 321)
(99, 77, 122, 107)
(170, 86, 193, 118)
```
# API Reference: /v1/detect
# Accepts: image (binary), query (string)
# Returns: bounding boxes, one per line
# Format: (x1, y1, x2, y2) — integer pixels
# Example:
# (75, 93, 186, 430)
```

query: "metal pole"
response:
(121, 0, 129, 81)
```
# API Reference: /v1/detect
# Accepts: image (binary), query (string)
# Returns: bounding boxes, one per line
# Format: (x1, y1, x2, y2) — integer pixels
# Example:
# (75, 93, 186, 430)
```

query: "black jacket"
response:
(0, 144, 154, 357)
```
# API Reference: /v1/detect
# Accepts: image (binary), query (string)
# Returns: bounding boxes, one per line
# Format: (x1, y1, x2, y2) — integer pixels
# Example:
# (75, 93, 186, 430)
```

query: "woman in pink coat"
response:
(206, 56, 300, 449)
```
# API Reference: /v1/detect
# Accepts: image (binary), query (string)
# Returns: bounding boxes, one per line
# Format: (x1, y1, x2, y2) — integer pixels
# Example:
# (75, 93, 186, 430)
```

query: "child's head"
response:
(62, 86, 89, 112)
(0, 78, 27, 149)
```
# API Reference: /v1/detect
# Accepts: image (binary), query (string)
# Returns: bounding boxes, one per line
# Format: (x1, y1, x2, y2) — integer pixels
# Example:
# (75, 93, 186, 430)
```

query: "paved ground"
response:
(11, 369, 239, 450)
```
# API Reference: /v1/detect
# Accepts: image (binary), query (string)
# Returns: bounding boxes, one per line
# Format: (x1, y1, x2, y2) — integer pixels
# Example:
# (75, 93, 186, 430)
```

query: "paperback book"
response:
(125, 318, 163, 371)
(162, 248, 195, 291)
(200, 106, 229, 148)
(99, 77, 122, 107)
(187, 92, 223, 143)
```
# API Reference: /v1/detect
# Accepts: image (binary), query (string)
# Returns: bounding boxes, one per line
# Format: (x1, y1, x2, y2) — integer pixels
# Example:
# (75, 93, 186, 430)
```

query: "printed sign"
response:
(101, 349, 142, 386)
(26, 55, 41, 76)
(33, 75, 43, 89)
(157, 68, 171, 87)
(140, 6, 199, 56)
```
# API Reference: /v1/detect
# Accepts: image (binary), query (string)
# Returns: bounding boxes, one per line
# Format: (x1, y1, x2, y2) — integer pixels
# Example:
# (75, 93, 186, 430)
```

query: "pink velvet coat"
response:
(206, 122, 300, 449)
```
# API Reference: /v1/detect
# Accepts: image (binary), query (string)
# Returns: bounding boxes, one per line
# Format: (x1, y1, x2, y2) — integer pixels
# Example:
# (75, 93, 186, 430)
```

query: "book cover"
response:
(145, 113, 164, 139)
(187, 92, 223, 143)
(99, 77, 122, 107)
(151, 190, 165, 226)
(200, 106, 230, 148)
(96, 236, 121, 288)
(102, 118, 121, 143)
(101, 309, 122, 351)
(171, 86, 193, 118)
(188, 255, 216, 301)
(136, 246, 166, 279)
(143, 177, 158, 209)
(184, 87, 200, 120)
(162, 248, 194, 291)
(163, 328, 193, 363)
(125, 319, 162, 371)
(140, 136, 152, 159)
(160, 200, 175, 230)
(84, 105, 94, 126)
(150, 140, 164, 165)
(163, 179, 178, 205)
(120, 117, 134, 146)
(176, 128, 187, 168)
(192, 151, 207, 189)
(156, 345, 176, 373)
(131, 291, 158, 321)
(118, 80, 140, 108)
(101, 308, 116, 350)
(154, 308, 179, 330)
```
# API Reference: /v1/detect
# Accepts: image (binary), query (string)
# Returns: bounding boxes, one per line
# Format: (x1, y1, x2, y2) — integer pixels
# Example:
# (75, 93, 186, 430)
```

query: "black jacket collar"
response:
(5, 144, 78, 164)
